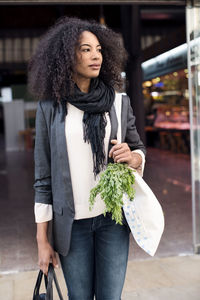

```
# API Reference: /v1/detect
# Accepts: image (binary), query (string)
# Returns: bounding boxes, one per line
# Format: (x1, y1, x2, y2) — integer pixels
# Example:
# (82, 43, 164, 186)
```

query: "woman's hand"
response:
(109, 139, 142, 170)
(36, 222, 58, 275)
(37, 240, 58, 275)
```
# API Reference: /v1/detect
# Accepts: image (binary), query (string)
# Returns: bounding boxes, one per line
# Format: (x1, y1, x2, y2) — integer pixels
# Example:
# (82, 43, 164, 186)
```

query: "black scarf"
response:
(61, 78, 115, 177)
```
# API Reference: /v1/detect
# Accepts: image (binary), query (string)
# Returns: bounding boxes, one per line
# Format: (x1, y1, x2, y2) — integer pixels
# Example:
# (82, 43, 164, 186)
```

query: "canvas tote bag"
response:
(114, 92, 165, 256)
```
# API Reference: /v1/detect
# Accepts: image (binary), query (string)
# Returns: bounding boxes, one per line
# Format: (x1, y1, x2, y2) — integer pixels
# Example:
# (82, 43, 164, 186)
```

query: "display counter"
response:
(143, 69, 190, 153)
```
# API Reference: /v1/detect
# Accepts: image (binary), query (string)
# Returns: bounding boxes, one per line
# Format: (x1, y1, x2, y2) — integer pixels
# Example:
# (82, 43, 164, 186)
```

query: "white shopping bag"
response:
(123, 171, 164, 256)
(115, 93, 165, 256)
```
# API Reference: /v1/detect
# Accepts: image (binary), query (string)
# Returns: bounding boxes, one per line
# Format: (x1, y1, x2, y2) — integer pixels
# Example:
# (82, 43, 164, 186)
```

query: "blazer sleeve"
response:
(125, 96, 146, 155)
(33, 101, 52, 205)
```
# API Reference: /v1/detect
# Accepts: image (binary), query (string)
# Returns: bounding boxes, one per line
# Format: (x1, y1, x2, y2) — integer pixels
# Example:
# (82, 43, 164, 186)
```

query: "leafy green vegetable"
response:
(89, 163, 135, 225)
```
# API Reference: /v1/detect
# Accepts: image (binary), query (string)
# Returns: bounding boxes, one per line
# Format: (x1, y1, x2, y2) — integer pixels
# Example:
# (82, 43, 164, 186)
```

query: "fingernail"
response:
(55, 264, 59, 268)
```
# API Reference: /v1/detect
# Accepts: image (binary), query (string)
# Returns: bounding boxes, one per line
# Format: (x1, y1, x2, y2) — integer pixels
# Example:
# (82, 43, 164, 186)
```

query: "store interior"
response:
(143, 68, 190, 153)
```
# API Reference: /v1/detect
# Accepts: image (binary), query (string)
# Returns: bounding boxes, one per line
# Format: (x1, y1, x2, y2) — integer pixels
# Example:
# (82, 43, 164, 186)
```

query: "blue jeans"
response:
(59, 213, 130, 300)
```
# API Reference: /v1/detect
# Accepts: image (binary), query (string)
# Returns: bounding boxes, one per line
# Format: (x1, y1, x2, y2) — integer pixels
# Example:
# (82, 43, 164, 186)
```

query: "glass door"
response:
(187, 0, 200, 253)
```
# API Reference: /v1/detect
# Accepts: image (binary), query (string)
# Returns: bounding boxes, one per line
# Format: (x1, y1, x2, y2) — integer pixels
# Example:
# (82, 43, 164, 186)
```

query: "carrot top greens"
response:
(89, 163, 135, 225)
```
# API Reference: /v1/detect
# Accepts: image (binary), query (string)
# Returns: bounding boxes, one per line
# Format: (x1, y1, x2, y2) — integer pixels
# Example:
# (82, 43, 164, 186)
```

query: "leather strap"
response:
(46, 264, 64, 300)
(33, 264, 64, 300)
(114, 92, 123, 144)
(33, 269, 48, 299)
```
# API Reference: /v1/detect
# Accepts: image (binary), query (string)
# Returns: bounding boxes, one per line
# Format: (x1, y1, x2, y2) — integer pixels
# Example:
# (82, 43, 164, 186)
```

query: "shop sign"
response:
(142, 43, 187, 80)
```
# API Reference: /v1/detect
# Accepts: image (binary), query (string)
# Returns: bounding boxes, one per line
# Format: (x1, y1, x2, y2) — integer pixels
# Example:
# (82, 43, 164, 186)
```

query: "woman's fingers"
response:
(109, 141, 142, 167)
(41, 261, 49, 276)
(109, 141, 132, 164)
(109, 140, 130, 158)
(52, 251, 59, 269)
(38, 256, 49, 275)
(112, 148, 129, 158)
(37, 242, 57, 275)
(111, 139, 118, 144)
(113, 150, 132, 163)
(113, 153, 132, 163)
(39, 251, 58, 275)
(109, 140, 118, 157)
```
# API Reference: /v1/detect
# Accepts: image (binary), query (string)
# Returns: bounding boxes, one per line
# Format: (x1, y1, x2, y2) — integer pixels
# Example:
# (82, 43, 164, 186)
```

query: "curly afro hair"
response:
(27, 16, 128, 103)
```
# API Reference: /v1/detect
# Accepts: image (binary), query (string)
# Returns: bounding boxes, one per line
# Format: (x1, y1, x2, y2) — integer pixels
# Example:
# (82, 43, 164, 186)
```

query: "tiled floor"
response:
(0, 148, 37, 273)
(1, 255, 200, 300)
(0, 135, 193, 272)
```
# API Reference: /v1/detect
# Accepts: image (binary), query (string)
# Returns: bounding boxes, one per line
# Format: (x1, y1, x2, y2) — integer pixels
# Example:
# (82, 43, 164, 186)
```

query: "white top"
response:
(65, 102, 110, 219)
(34, 98, 145, 223)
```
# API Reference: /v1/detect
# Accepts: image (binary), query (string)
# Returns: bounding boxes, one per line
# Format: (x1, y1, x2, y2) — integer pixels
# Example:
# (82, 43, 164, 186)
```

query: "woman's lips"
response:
(89, 64, 101, 70)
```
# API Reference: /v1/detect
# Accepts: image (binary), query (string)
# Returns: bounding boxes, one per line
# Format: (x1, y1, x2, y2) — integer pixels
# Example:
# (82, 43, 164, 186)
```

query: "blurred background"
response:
(0, 0, 200, 298)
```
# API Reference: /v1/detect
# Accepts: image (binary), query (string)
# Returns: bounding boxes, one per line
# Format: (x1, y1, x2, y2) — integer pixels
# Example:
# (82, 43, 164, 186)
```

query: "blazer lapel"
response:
(121, 95, 128, 142)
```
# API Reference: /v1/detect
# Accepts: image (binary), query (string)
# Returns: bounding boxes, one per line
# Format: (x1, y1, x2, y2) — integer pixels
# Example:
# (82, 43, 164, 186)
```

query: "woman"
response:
(28, 16, 146, 300)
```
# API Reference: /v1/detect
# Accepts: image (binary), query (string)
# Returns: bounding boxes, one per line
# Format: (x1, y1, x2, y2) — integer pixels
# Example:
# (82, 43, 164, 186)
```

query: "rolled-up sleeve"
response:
(34, 203, 53, 223)
(132, 149, 146, 177)
(34, 101, 52, 205)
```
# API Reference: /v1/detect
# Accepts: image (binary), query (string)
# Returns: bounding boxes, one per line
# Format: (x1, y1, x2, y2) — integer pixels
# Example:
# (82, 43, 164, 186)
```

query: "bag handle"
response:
(33, 269, 48, 299)
(33, 264, 64, 300)
(114, 92, 123, 144)
(46, 264, 64, 300)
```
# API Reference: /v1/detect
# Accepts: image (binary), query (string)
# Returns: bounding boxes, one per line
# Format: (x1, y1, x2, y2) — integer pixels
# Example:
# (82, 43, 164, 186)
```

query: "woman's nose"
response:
(91, 50, 101, 60)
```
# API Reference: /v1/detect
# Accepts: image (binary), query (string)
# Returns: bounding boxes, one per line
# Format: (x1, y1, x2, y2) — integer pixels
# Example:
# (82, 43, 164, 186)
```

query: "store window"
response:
(187, 0, 200, 253)
(143, 69, 190, 153)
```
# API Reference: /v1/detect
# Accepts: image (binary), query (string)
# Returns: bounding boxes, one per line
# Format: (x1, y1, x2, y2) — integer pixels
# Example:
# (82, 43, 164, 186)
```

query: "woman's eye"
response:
(82, 48, 90, 52)
(98, 48, 102, 52)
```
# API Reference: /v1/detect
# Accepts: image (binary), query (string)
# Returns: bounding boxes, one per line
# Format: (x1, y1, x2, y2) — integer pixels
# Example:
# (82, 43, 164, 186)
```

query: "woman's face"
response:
(74, 31, 103, 80)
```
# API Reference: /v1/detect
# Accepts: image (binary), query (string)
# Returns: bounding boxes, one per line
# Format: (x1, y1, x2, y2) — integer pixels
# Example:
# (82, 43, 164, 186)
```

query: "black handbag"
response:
(33, 264, 64, 300)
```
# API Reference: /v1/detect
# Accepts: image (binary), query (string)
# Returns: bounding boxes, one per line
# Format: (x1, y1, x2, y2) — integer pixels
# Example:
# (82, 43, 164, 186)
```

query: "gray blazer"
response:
(34, 95, 146, 256)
